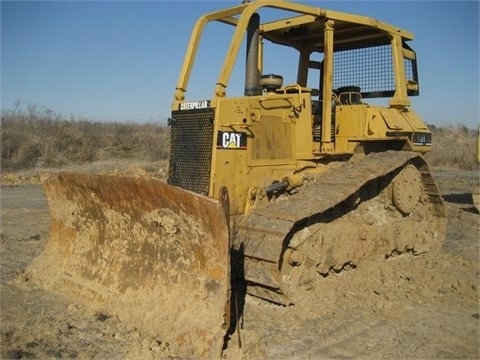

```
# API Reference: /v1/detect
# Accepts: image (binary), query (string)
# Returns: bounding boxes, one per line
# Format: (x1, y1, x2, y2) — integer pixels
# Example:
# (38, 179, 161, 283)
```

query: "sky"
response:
(1, 0, 479, 129)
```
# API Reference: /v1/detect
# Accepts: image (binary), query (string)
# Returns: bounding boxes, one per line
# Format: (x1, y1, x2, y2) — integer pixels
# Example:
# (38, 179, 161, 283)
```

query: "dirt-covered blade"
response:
(30, 172, 230, 358)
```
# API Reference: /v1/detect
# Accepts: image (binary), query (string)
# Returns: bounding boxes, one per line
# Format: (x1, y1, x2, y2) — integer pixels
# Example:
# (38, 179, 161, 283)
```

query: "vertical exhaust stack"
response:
(245, 13, 261, 96)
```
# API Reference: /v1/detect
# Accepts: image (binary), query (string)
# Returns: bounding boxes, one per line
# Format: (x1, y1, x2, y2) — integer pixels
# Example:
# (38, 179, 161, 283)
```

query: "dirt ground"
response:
(1, 168, 479, 359)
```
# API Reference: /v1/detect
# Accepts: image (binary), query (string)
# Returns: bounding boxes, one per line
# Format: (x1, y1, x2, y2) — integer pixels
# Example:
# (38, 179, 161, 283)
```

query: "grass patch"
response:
(1, 104, 169, 171)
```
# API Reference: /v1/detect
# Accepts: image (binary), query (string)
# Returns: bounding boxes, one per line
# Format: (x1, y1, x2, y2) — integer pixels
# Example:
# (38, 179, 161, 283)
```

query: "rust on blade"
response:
(30, 172, 230, 358)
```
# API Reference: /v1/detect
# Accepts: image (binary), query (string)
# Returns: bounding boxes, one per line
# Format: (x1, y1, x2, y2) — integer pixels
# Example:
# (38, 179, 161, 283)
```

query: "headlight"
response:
(412, 132, 431, 145)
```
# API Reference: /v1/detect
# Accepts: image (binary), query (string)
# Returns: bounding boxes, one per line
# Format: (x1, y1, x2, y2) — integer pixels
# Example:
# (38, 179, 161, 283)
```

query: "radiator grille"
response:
(167, 108, 215, 195)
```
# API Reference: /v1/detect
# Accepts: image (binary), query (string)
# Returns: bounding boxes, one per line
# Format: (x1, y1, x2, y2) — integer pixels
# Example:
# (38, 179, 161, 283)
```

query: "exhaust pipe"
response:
(245, 13, 261, 96)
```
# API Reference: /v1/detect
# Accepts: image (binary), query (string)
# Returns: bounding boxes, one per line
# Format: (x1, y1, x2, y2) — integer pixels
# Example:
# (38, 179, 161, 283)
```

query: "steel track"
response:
(231, 151, 446, 305)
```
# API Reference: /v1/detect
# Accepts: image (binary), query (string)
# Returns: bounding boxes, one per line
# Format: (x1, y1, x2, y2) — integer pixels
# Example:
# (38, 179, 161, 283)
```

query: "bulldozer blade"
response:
(29, 172, 230, 358)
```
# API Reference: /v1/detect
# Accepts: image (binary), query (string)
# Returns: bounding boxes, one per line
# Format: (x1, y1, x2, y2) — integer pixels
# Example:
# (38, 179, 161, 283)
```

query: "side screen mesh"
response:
(333, 44, 419, 98)
(333, 45, 393, 98)
(404, 57, 419, 95)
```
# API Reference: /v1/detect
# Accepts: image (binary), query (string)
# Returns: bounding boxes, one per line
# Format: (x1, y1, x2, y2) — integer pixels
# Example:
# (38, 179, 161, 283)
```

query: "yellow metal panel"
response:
(250, 115, 293, 161)
(401, 109, 430, 131)
(379, 108, 407, 130)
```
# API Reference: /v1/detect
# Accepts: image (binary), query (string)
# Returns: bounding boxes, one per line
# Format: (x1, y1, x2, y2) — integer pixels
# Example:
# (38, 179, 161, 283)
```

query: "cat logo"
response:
(216, 131, 247, 150)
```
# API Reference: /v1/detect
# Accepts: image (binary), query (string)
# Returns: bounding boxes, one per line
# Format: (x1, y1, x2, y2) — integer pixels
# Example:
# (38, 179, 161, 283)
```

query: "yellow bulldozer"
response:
(30, 0, 447, 357)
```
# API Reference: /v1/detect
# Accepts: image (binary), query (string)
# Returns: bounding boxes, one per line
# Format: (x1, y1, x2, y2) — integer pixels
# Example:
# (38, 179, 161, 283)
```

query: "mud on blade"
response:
(30, 172, 230, 358)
